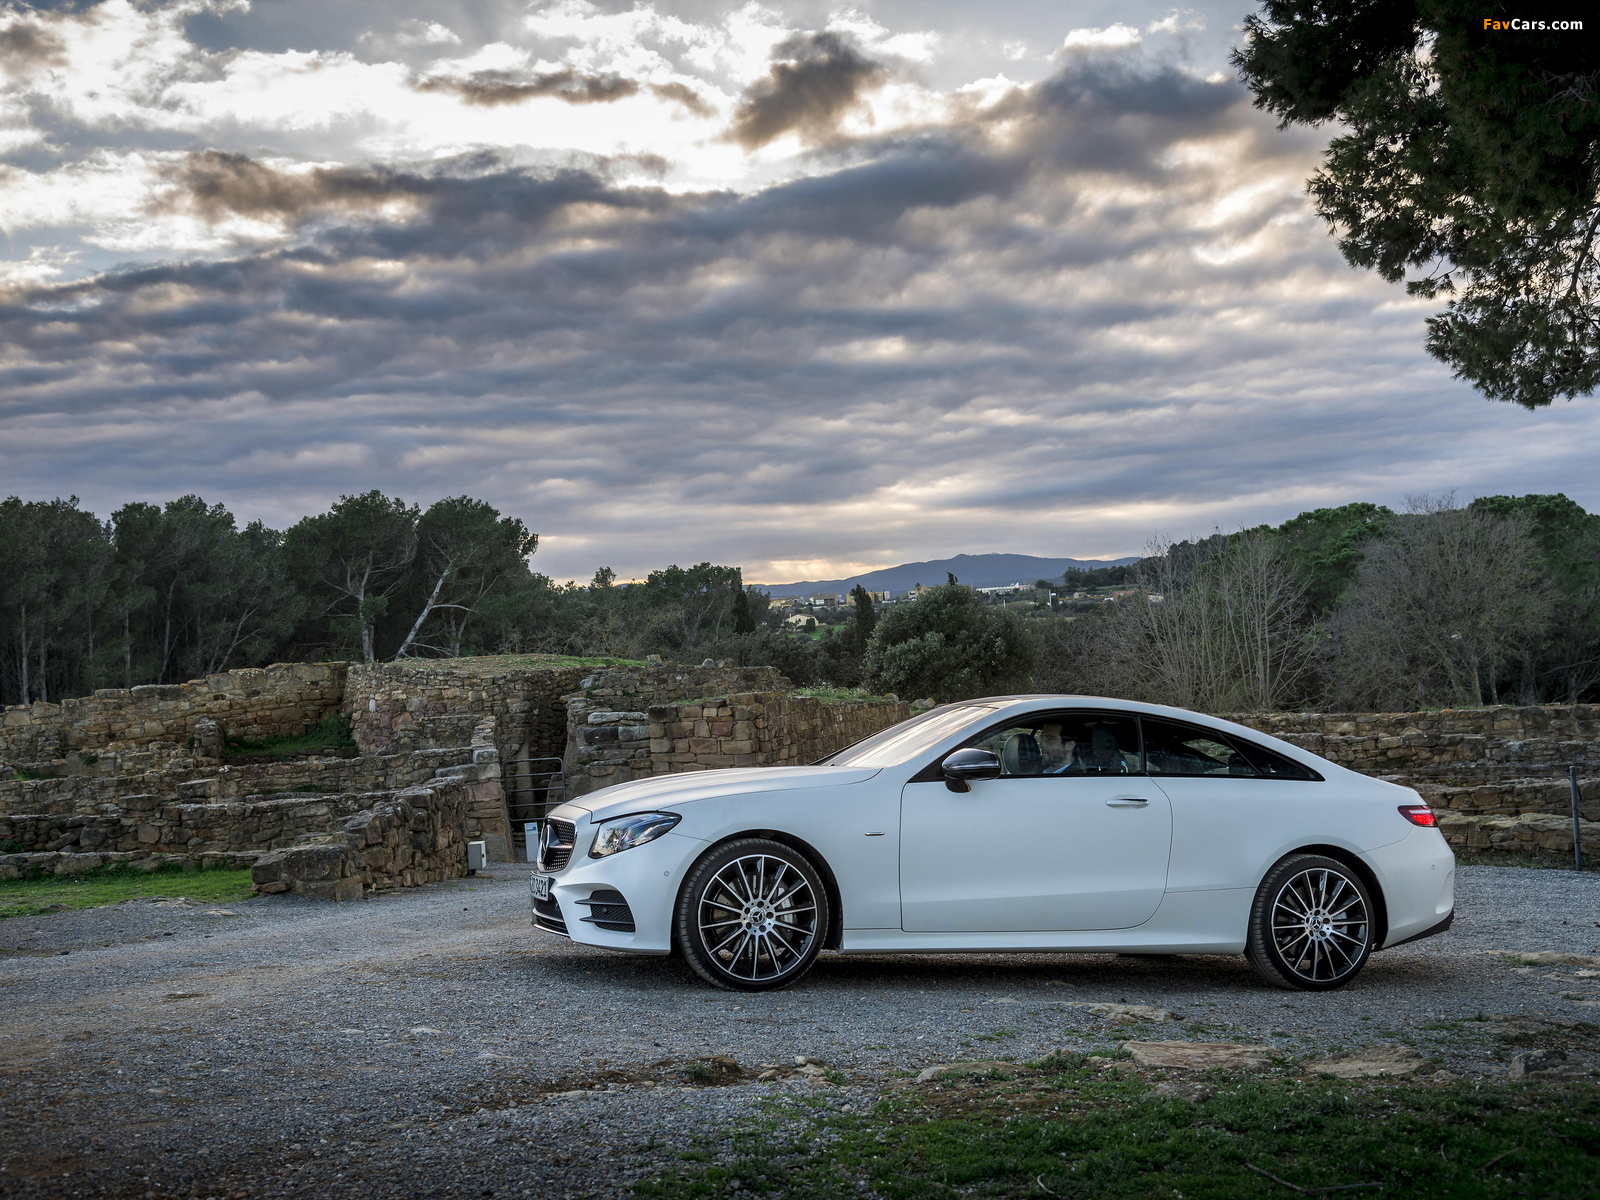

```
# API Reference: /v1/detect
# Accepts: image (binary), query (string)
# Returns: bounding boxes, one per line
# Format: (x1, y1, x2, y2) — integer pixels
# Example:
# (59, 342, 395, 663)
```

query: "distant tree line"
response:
(1034, 494, 1600, 712)
(0, 491, 775, 705)
(3, 490, 1595, 713)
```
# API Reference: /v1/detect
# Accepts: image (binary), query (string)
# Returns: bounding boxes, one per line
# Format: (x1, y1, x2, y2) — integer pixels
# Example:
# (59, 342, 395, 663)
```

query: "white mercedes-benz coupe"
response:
(529, 696, 1455, 992)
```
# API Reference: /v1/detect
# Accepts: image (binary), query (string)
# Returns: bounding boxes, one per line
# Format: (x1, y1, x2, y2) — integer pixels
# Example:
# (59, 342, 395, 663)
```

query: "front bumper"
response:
(527, 821, 700, 956)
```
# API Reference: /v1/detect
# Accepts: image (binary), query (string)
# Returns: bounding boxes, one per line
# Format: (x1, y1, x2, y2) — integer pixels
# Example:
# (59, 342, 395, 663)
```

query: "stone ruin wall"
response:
(6, 653, 1600, 886)
(566, 684, 910, 799)
(0, 745, 479, 821)
(1228, 705, 1598, 860)
(1229, 705, 1599, 784)
(343, 658, 588, 767)
(0, 716, 507, 887)
(247, 782, 476, 901)
(0, 662, 348, 763)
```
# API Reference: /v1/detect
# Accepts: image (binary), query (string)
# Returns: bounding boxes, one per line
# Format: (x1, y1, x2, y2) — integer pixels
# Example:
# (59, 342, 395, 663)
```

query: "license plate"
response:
(530, 874, 552, 901)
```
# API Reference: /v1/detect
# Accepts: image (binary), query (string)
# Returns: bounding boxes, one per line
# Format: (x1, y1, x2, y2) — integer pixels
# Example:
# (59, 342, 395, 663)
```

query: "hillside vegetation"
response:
(2, 491, 1596, 713)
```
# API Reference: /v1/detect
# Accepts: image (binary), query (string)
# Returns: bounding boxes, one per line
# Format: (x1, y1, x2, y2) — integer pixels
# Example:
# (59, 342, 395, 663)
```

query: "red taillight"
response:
(1398, 804, 1437, 827)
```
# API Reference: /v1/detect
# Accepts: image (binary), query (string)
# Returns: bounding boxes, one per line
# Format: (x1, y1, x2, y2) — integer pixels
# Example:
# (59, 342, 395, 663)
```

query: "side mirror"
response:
(941, 748, 1001, 793)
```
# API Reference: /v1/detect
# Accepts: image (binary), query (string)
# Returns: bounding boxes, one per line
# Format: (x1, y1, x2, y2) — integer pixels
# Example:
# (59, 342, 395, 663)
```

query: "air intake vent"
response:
(533, 894, 568, 936)
(576, 887, 635, 933)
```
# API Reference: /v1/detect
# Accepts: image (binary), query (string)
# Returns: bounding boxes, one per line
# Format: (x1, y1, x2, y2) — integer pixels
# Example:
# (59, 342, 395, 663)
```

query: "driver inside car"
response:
(1038, 722, 1076, 774)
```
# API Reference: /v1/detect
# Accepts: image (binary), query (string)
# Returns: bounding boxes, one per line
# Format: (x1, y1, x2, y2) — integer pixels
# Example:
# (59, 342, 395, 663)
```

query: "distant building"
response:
(868, 590, 889, 604)
(807, 592, 843, 607)
(784, 613, 818, 631)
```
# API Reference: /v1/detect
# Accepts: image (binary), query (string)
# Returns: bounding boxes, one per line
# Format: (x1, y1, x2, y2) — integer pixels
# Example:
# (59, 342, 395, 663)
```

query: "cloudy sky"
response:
(3, 0, 1597, 584)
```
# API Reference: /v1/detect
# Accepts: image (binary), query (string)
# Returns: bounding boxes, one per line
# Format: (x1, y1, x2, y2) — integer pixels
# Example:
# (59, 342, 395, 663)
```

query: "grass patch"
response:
(0, 863, 254, 919)
(794, 685, 897, 702)
(634, 1074, 1600, 1199)
(226, 713, 356, 761)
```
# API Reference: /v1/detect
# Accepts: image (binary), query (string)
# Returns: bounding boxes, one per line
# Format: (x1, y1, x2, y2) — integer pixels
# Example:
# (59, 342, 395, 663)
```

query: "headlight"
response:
(588, 812, 681, 859)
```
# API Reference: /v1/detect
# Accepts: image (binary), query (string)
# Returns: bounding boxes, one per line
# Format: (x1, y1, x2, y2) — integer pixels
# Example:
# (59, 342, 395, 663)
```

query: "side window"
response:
(964, 713, 1140, 777)
(1230, 736, 1324, 781)
(1142, 718, 1258, 777)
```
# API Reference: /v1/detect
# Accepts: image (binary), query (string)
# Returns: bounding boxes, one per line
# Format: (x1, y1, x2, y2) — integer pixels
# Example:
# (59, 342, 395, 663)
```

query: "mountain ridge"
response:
(752, 552, 1140, 598)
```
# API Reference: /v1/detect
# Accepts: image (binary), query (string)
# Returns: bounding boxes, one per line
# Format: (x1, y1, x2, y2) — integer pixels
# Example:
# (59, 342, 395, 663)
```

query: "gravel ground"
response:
(2, 862, 1598, 1199)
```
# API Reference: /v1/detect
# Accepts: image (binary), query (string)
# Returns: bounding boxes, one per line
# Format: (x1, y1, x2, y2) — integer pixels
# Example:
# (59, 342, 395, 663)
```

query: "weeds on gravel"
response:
(0, 863, 254, 918)
(633, 1072, 1600, 1199)
(1454, 849, 1600, 874)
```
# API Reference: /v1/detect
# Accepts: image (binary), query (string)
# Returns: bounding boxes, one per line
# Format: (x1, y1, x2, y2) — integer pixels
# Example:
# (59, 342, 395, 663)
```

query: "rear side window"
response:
(1142, 718, 1256, 777)
(1141, 718, 1323, 781)
(1229, 735, 1323, 781)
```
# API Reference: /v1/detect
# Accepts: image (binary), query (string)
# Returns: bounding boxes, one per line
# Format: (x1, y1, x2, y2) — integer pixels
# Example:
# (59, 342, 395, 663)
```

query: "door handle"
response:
(1105, 798, 1150, 807)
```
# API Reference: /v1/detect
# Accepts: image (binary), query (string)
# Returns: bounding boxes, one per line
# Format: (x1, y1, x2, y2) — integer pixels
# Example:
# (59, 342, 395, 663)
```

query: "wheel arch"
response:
(673, 830, 844, 952)
(1280, 843, 1389, 949)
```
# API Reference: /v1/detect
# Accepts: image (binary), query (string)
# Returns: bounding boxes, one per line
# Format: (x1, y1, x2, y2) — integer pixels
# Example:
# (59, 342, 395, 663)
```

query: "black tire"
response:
(675, 838, 829, 992)
(1245, 854, 1375, 991)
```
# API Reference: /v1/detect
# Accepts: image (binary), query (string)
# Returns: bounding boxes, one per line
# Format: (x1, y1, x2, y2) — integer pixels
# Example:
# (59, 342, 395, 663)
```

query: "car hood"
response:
(557, 765, 882, 822)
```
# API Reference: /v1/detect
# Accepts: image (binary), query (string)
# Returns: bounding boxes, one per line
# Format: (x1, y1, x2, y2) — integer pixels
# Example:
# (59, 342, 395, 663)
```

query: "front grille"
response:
(576, 888, 635, 933)
(540, 818, 576, 871)
(533, 894, 568, 936)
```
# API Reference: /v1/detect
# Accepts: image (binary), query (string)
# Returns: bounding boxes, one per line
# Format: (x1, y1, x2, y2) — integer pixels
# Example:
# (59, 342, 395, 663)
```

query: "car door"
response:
(898, 710, 1173, 932)
(1140, 716, 1326, 893)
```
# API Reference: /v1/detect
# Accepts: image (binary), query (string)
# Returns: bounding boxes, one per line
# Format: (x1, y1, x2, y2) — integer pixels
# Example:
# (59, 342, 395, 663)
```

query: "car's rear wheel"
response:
(1245, 854, 1374, 991)
(675, 838, 829, 992)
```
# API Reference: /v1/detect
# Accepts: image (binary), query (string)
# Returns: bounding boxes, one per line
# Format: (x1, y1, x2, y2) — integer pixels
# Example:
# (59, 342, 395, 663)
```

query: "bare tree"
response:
(1105, 531, 1314, 713)
(1028, 610, 1131, 700)
(1325, 496, 1551, 710)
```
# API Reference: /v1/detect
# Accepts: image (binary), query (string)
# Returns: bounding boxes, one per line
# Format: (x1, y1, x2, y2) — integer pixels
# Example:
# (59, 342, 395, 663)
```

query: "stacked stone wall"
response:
(345, 658, 592, 765)
(0, 663, 348, 762)
(0, 720, 508, 868)
(1231, 706, 1600, 742)
(248, 784, 474, 900)
(566, 688, 909, 798)
(1, 775, 483, 897)
(1228, 706, 1598, 783)
(0, 746, 476, 821)
(1229, 705, 1598, 861)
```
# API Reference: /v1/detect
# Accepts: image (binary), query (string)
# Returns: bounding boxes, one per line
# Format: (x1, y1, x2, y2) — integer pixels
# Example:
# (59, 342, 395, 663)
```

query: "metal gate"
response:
(505, 757, 567, 864)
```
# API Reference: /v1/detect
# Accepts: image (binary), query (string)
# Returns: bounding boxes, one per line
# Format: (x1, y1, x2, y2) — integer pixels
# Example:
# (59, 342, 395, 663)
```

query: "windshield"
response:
(820, 705, 994, 767)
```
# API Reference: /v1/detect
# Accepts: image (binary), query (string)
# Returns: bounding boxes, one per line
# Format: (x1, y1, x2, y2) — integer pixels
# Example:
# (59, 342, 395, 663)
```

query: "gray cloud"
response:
(725, 31, 888, 150)
(0, 16, 66, 72)
(2, 49, 1596, 581)
(650, 81, 714, 118)
(416, 68, 641, 106)
(155, 151, 425, 222)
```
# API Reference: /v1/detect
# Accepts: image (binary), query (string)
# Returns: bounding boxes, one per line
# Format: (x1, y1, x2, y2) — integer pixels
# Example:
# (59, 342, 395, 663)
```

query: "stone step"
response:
(0, 848, 261, 880)
(1436, 811, 1600, 858)
(1411, 776, 1596, 821)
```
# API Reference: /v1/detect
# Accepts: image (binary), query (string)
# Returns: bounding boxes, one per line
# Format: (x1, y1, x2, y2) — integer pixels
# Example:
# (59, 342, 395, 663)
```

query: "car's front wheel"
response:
(1245, 854, 1375, 991)
(675, 838, 829, 991)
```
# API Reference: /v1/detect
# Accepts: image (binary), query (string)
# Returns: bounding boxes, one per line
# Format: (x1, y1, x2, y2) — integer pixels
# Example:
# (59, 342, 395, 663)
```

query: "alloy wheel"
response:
(1268, 866, 1370, 985)
(696, 853, 819, 984)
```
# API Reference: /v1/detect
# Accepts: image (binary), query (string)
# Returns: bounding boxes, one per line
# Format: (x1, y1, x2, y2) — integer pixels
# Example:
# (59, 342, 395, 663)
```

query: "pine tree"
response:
(850, 584, 876, 654)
